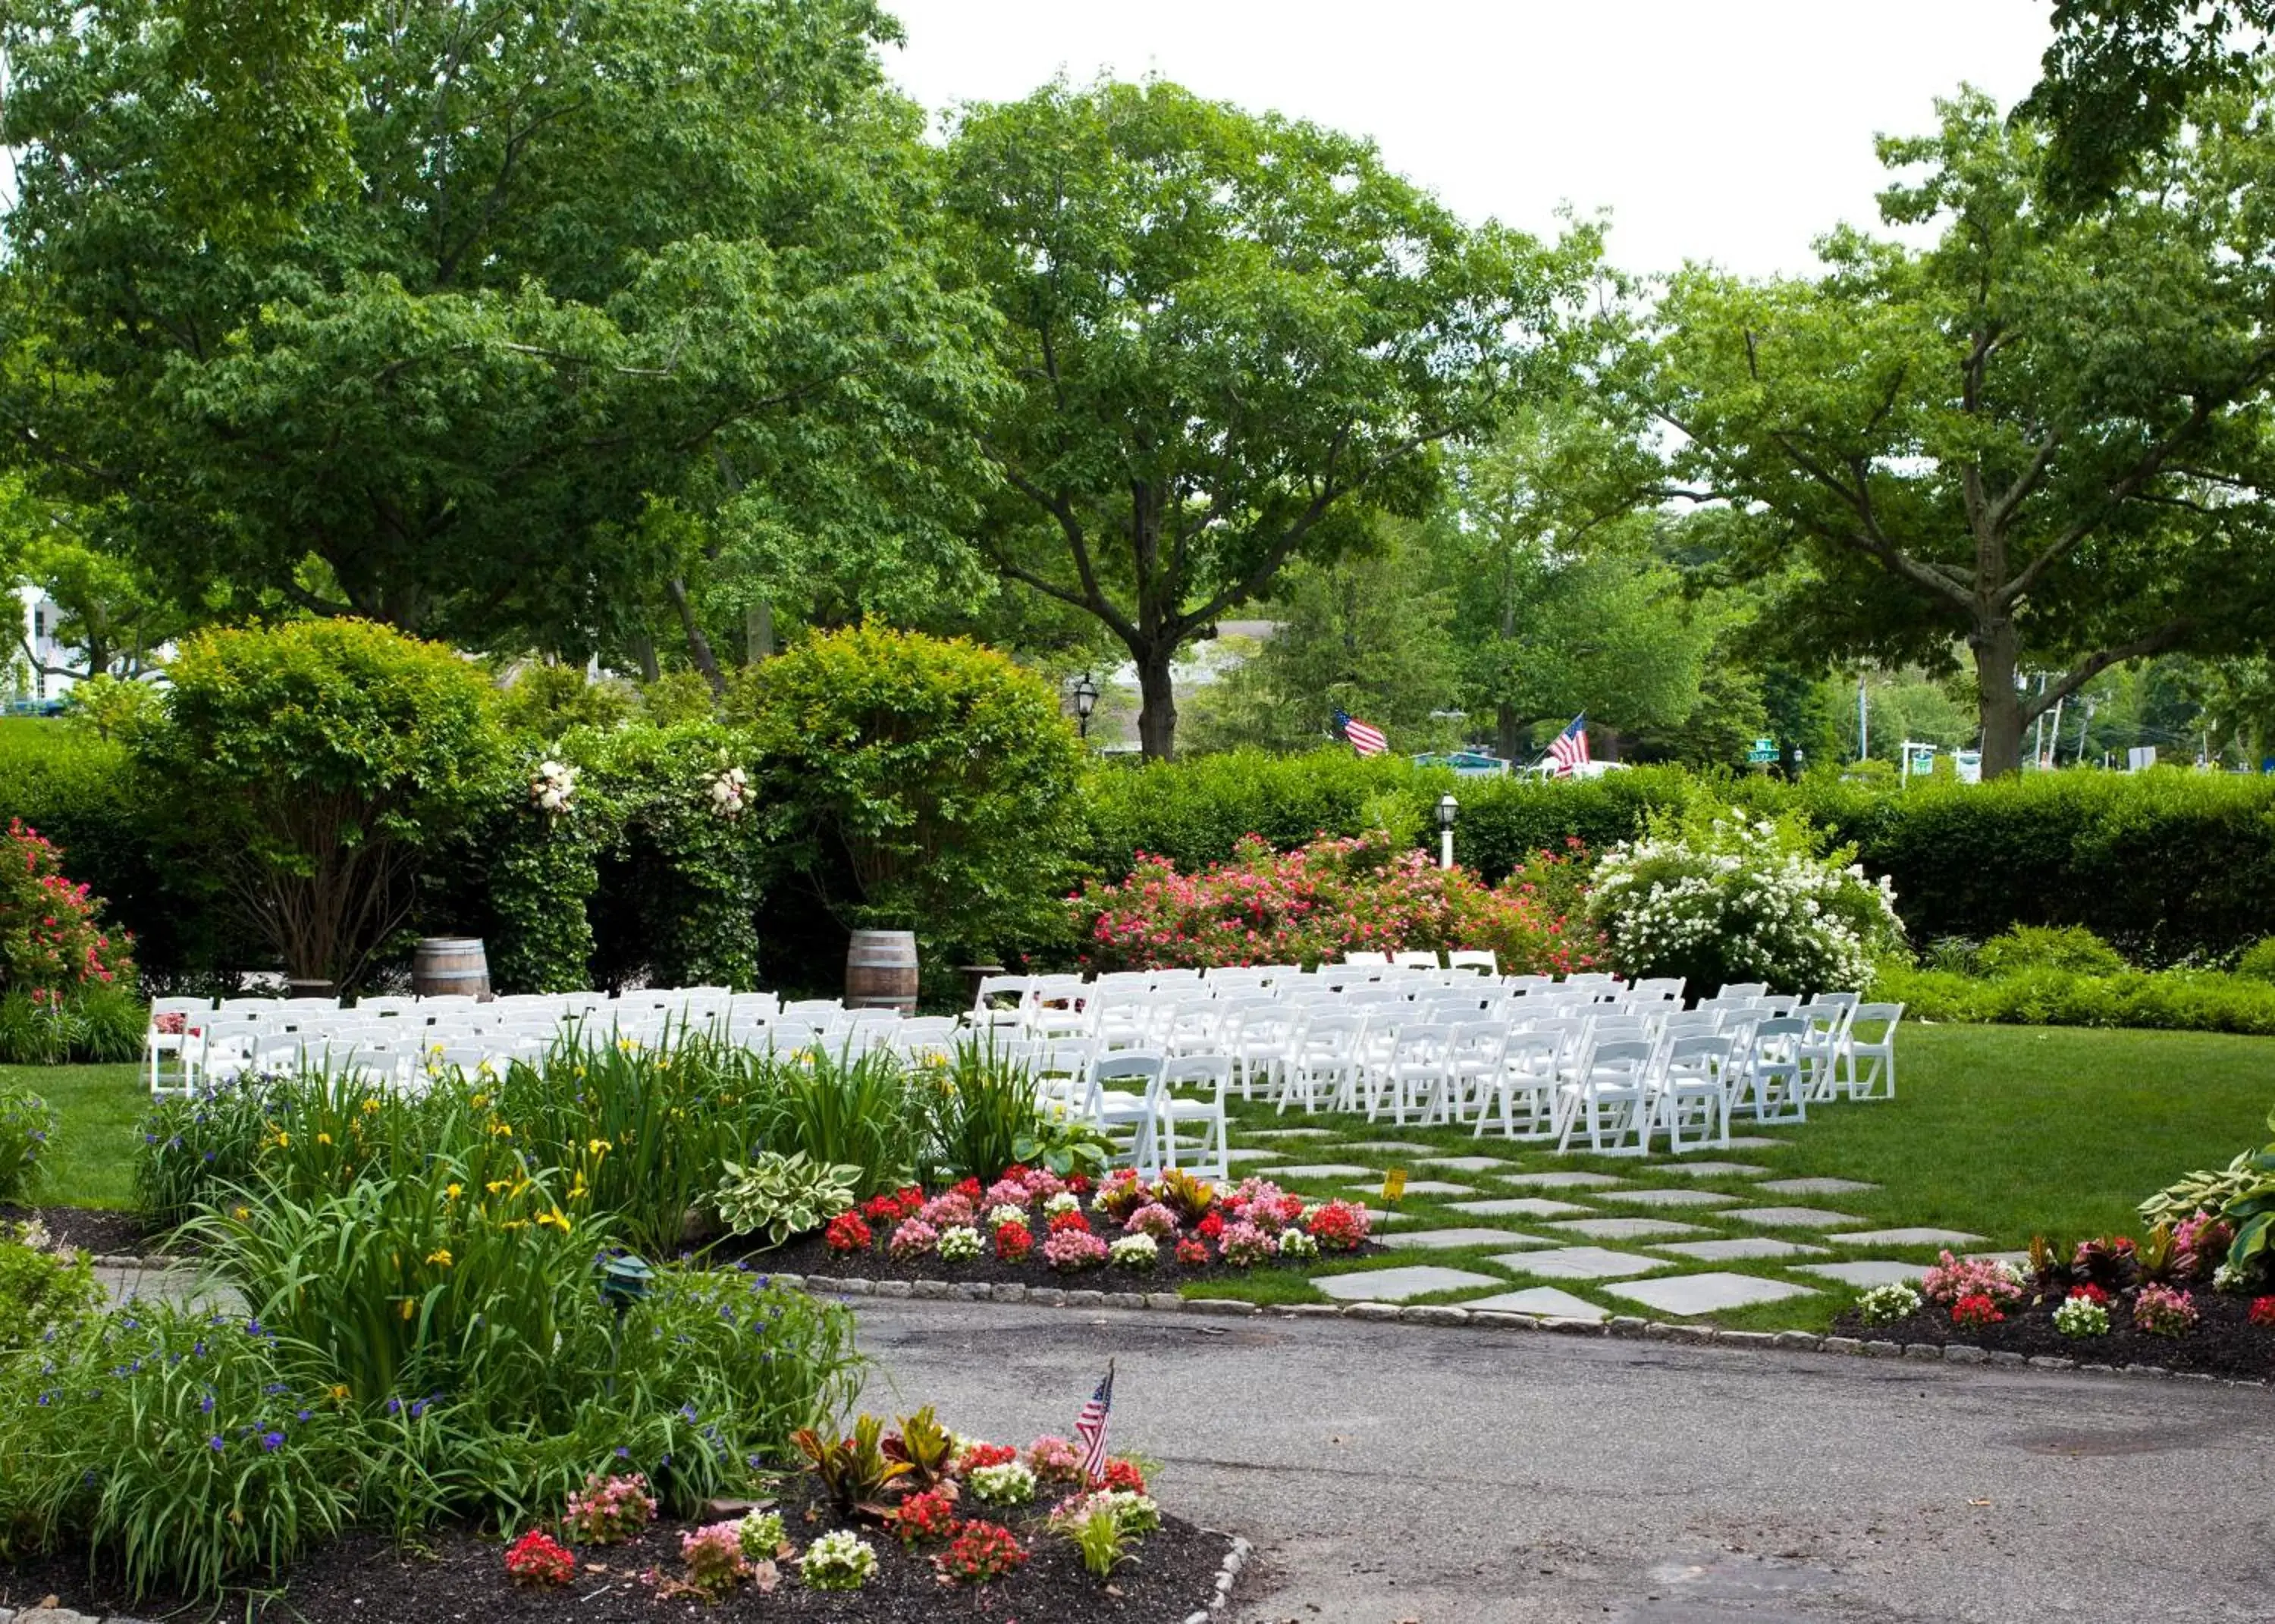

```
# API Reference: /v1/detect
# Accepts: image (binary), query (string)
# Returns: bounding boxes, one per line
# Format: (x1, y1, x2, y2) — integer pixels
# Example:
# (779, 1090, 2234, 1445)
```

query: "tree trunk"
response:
(1496, 701, 1522, 765)
(1971, 616, 2026, 778)
(745, 600, 774, 663)
(1135, 648, 1178, 760)
(665, 576, 724, 695)
(630, 634, 661, 685)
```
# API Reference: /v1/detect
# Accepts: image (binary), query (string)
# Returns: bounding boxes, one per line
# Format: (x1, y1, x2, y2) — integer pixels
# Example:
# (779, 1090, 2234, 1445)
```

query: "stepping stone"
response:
(1382, 1227, 1555, 1251)
(1652, 1162, 1769, 1179)
(1344, 1140, 1435, 1154)
(1345, 1180, 1476, 1198)
(1757, 1177, 1881, 1196)
(1272, 1163, 1375, 1180)
(1798, 1260, 1928, 1289)
(1657, 1237, 1825, 1262)
(1599, 1187, 1739, 1209)
(1828, 1227, 1988, 1248)
(1449, 1196, 1595, 1218)
(1723, 1206, 1866, 1230)
(1242, 1127, 1337, 1140)
(1312, 1265, 1502, 1303)
(1489, 1245, 1668, 1281)
(1498, 1171, 1629, 1189)
(1461, 1286, 1607, 1322)
(1547, 1216, 1709, 1241)
(1417, 1155, 1515, 1172)
(1219, 1148, 1285, 1165)
(1605, 1271, 1818, 1316)
(1723, 1136, 1792, 1149)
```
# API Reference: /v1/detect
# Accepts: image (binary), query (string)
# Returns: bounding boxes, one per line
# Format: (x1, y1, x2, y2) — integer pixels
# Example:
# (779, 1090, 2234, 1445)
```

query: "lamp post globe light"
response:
(1072, 672, 1100, 740)
(1436, 792, 1459, 871)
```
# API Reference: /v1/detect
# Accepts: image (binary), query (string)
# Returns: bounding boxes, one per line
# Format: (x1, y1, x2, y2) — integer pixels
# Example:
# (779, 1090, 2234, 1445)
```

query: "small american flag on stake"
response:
(1075, 1361, 1115, 1483)
(1547, 713, 1590, 776)
(1334, 709, 1389, 757)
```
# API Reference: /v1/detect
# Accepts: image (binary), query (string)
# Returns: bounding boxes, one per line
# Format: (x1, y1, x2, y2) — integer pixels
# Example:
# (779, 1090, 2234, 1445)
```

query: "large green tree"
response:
(940, 79, 1589, 758)
(0, 0, 996, 657)
(1640, 87, 2275, 777)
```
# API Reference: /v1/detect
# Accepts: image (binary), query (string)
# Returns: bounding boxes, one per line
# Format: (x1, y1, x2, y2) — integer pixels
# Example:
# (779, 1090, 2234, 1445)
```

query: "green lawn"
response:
(11, 1028, 2273, 1331)
(6, 1061, 141, 1209)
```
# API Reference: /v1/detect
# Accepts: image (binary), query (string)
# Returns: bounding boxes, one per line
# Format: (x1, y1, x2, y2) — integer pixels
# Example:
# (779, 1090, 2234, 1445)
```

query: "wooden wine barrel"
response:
(411, 937, 491, 1001)
(846, 928, 919, 1013)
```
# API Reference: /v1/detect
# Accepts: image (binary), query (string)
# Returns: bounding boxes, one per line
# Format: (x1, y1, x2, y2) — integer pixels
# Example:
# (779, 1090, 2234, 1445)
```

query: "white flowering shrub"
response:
(1587, 806, 1901, 995)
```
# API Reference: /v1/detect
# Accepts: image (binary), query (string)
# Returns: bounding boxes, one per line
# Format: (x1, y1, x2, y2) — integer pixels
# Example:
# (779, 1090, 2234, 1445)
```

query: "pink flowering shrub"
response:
(0, 820, 134, 998)
(562, 1473, 657, 1544)
(1020, 1168, 1067, 1202)
(2133, 1284, 2198, 1337)
(1043, 1228, 1109, 1271)
(1122, 1202, 1180, 1240)
(504, 1529, 576, 1588)
(1027, 1434, 1087, 1483)
(1070, 829, 1603, 973)
(983, 1177, 1031, 1210)
(918, 1192, 977, 1230)
(1218, 1220, 1276, 1268)
(889, 1218, 940, 1261)
(1921, 1251, 2023, 1307)
(2172, 1209, 2235, 1280)
(1225, 1178, 1301, 1235)
(679, 1520, 752, 1595)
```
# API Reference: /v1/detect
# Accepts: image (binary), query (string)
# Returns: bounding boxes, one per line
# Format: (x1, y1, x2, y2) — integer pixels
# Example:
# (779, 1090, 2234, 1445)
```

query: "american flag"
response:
(1335, 709, 1389, 757)
(1074, 1362, 1115, 1482)
(1548, 713, 1590, 776)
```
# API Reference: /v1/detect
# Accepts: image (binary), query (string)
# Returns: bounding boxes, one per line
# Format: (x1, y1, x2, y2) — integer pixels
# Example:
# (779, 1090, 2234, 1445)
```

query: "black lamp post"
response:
(1436, 792, 1459, 871)
(1072, 672, 1100, 740)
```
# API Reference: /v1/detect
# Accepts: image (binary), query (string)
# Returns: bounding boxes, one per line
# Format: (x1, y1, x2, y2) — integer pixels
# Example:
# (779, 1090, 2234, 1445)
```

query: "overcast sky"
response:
(883, 1, 2058, 280)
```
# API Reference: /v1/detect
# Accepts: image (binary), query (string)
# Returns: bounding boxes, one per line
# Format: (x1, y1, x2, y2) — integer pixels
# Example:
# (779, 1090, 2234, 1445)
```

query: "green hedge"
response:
(1872, 960, 2275, 1036)
(1081, 752, 2275, 963)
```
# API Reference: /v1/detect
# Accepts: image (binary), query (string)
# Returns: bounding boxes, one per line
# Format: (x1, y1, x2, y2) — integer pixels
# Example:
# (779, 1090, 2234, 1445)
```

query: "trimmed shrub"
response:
(736, 627, 1084, 973)
(1975, 924, 2127, 978)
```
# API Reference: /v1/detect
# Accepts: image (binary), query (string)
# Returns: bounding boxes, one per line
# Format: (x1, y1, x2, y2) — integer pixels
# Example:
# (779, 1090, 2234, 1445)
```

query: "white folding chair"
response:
(1476, 1031, 1561, 1141)
(1156, 1054, 1232, 1180)
(1837, 1002, 1903, 1101)
(1447, 949, 1499, 975)
(1653, 1033, 1735, 1152)
(146, 996, 213, 1096)
(1800, 992, 1860, 1102)
(1276, 1011, 1365, 1114)
(1735, 1017, 1809, 1124)
(1555, 1037, 1656, 1155)
(1087, 1052, 1167, 1174)
(1372, 1023, 1453, 1126)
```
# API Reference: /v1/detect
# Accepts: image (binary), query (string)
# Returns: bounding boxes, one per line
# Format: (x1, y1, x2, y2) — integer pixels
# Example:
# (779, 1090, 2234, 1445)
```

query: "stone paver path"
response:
(1379, 1227, 1553, 1250)
(1447, 1196, 1593, 1218)
(1547, 1215, 1707, 1240)
(1312, 1265, 1500, 1302)
(1606, 1271, 1818, 1315)
(1464, 1285, 1606, 1321)
(1800, 1259, 1928, 1287)
(1490, 1245, 1667, 1281)
(1719, 1205, 1865, 1229)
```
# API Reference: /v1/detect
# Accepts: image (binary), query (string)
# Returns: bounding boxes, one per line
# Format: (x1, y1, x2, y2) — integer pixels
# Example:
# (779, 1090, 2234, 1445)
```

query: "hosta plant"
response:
(713, 1152, 861, 1248)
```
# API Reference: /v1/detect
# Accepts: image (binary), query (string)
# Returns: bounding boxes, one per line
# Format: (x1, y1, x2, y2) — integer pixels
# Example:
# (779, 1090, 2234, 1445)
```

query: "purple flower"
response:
(384, 1397, 401, 1416)
(206, 1435, 224, 1452)
(260, 1431, 284, 1452)
(199, 1392, 214, 1414)
(296, 1409, 312, 1422)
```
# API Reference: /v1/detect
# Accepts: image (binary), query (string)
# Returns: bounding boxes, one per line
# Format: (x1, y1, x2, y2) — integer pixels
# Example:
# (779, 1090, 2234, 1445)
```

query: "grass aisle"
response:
(5, 1061, 141, 1209)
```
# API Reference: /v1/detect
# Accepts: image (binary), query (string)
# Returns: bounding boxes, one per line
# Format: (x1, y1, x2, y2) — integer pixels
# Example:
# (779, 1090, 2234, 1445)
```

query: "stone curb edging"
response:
(115, 1255, 2272, 1392)
(1180, 1534, 1250, 1624)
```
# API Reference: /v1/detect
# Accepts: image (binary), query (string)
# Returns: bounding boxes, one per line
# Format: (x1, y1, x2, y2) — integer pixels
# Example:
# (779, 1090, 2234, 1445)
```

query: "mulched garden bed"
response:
(1834, 1288, 2275, 1381)
(1, 1479, 1233, 1624)
(721, 1222, 1382, 1287)
(0, 1202, 155, 1257)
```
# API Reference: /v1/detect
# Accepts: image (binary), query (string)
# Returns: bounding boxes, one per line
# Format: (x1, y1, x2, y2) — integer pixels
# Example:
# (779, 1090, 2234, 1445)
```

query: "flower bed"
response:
(1, 1419, 1234, 1622)
(1834, 1238, 2275, 1381)
(724, 1167, 1382, 1287)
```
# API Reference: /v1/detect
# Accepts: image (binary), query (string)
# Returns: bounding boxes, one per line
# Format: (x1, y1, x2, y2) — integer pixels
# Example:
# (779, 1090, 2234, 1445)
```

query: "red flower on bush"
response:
(995, 1221, 1034, 1262)
(1950, 1293, 2004, 1329)
(504, 1529, 576, 1588)
(0, 820, 134, 998)
(1306, 1199, 1372, 1252)
(934, 1519, 1027, 1585)
(889, 1487, 962, 1547)
(956, 1441, 1017, 1473)
(861, 1194, 903, 1225)
(2250, 1296, 2275, 1328)
(1099, 1456, 1147, 1494)
(1195, 1210, 1225, 1241)
(2066, 1282, 2110, 1306)
(953, 1176, 984, 1202)
(1066, 1174, 1092, 1195)
(824, 1212, 872, 1254)
(1175, 1237, 1208, 1265)
(1046, 1208, 1092, 1236)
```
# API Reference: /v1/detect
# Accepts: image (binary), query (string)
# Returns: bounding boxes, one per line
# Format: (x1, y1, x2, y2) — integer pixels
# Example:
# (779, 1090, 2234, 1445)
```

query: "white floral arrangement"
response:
(529, 759, 578, 820)
(799, 1528, 876, 1591)
(736, 1508, 786, 1559)
(1856, 1280, 1922, 1326)
(968, 1459, 1037, 1506)
(1276, 1228, 1320, 1259)
(986, 1202, 1028, 1229)
(1042, 1191, 1081, 1218)
(1108, 1233, 1159, 1271)
(706, 763, 750, 820)
(2052, 1295, 2110, 1338)
(936, 1224, 983, 1262)
(1588, 807, 1903, 994)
